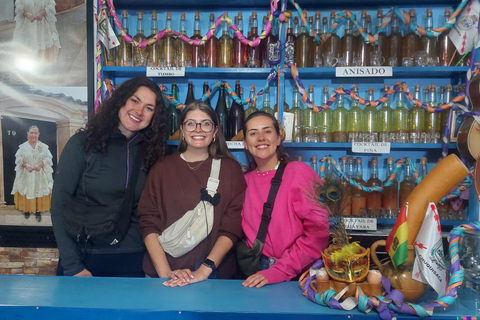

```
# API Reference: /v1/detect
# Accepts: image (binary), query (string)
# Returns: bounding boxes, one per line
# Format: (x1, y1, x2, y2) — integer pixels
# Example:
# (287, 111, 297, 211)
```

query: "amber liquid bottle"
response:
(117, 10, 133, 66)
(164, 12, 176, 67)
(228, 81, 244, 140)
(399, 158, 416, 208)
(317, 85, 332, 142)
(402, 9, 420, 63)
(312, 12, 323, 67)
(218, 13, 233, 68)
(176, 12, 192, 67)
(146, 11, 161, 67)
(438, 8, 457, 66)
(191, 12, 205, 68)
(355, 10, 372, 66)
(285, 12, 296, 65)
(323, 11, 340, 59)
(339, 156, 352, 216)
(332, 85, 347, 142)
(232, 12, 247, 68)
(205, 14, 219, 68)
(366, 157, 383, 217)
(133, 12, 147, 66)
(420, 9, 437, 63)
(341, 17, 356, 66)
(295, 10, 313, 68)
(386, 15, 402, 66)
(102, 11, 117, 66)
(247, 12, 262, 68)
(382, 157, 398, 218)
(351, 157, 367, 217)
(375, 10, 387, 66)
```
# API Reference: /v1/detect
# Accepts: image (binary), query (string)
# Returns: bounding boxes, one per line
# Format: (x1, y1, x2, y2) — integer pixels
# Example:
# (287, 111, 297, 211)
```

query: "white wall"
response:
(0, 0, 15, 23)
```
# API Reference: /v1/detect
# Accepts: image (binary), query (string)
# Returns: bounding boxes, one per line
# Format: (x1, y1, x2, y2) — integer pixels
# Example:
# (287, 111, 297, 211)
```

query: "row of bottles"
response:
(103, 8, 464, 68)
(308, 155, 466, 220)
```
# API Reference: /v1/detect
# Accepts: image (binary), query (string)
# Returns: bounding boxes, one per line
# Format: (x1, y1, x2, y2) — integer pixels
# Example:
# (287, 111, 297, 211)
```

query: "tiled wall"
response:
(0, 247, 58, 275)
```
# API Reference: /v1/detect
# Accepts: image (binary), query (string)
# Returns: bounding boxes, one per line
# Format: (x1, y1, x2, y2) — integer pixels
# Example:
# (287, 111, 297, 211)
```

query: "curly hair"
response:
(243, 111, 290, 172)
(81, 77, 168, 171)
(178, 100, 236, 161)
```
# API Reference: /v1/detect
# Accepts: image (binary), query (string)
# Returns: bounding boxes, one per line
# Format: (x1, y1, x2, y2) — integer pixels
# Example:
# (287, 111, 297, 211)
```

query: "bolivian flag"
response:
(385, 205, 408, 268)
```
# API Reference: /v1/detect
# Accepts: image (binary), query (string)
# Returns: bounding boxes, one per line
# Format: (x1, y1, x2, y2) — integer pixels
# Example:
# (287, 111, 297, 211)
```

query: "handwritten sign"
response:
(147, 67, 185, 77)
(344, 218, 377, 231)
(226, 141, 244, 149)
(352, 142, 390, 154)
(336, 67, 392, 77)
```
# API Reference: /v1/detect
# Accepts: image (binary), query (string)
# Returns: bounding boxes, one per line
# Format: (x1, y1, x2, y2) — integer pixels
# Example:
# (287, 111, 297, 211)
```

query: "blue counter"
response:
(0, 275, 477, 319)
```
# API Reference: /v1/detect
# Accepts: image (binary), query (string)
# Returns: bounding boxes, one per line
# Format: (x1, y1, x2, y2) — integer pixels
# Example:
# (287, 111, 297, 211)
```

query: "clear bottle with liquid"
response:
(146, 11, 161, 67)
(332, 85, 347, 142)
(232, 13, 247, 68)
(378, 85, 393, 142)
(205, 13, 219, 68)
(366, 157, 383, 217)
(295, 10, 314, 67)
(351, 157, 367, 217)
(218, 13, 233, 68)
(133, 12, 147, 66)
(425, 84, 441, 143)
(303, 85, 318, 142)
(382, 156, 398, 218)
(437, 8, 457, 66)
(341, 17, 356, 66)
(375, 10, 387, 66)
(191, 12, 205, 68)
(364, 87, 378, 142)
(117, 10, 133, 66)
(399, 158, 416, 208)
(164, 12, 176, 67)
(392, 85, 409, 143)
(311, 155, 318, 176)
(408, 84, 427, 143)
(244, 85, 259, 119)
(247, 12, 262, 68)
(402, 9, 420, 63)
(289, 86, 304, 142)
(347, 85, 365, 142)
(176, 12, 192, 67)
(355, 10, 372, 66)
(317, 85, 332, 142)
(260, 87, 274, 115)
(313, 12, 323, 67)
(323, 11, 340, 59)
(385, 15, 403, 66)
(421, 9, 437, 64)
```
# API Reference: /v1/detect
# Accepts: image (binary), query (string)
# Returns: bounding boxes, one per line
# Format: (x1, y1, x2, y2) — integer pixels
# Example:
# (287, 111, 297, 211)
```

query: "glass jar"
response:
(459, 229, 480, 311)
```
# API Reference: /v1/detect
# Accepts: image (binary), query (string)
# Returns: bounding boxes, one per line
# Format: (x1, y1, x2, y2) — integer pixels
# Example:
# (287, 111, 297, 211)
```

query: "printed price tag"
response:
(335, 67, 392, 77)
(344, 218, 377, 231)
(146, 67, 185, 77)
(351, 142, 390, 154)
(226, 141, 244, 149)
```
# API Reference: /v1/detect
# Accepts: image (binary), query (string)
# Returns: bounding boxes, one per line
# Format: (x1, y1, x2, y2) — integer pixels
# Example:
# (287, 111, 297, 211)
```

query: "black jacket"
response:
(51, 130, 147, 276)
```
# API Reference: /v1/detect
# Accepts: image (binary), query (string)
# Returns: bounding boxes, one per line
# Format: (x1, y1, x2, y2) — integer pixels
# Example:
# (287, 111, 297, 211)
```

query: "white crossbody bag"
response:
(158, 159, 221, 258)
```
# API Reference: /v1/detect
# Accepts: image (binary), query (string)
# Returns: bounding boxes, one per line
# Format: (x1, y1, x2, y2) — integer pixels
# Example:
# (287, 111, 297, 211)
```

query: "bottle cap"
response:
(152, 11, 157, 20)
(122, 10, 128, 18)
(167, 12, 172, 19)
(238, 12, 242, 19)
(316, 12, 320, 19)
(138, 12, 143, 19)
(210, 13, 215, 20)
(323, 85, 328, 93)
(195, 12, 199, 20)
(309, 85, 314, 92)
(181, 12, 185, 20)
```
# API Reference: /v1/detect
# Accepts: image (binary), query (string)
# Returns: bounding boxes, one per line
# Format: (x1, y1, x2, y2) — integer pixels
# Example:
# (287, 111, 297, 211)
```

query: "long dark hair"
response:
(178, 100, 236, 161)
(243, 111, 290, 172)
(81, 77, 168, 171)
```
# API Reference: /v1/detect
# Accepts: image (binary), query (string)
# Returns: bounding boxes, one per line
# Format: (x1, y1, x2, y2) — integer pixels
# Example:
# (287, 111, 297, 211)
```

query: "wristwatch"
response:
(202, 258, 216, 271)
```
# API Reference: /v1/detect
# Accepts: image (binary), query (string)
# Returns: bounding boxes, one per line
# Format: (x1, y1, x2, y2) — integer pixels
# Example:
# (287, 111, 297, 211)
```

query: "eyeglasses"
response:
(183, 120, 215, 133)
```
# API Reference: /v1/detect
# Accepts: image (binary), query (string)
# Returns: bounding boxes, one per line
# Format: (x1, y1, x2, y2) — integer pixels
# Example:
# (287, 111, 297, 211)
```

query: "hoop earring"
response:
(213, 136, 216, 142)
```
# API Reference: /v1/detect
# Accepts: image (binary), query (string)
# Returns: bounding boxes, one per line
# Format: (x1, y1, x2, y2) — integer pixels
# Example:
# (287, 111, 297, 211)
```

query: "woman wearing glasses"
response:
(138, 101, 246, 286)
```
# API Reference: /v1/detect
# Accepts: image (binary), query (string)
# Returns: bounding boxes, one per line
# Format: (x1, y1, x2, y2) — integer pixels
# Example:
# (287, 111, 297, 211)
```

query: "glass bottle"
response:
(273, 92, 290, 114)
(325, 155, 335, 184)
(438, 8, 457, 66)
(317, 85, 332, 142)
(168, 83, 180, 137)
(426, 84, 441, 143)
(382, 156, 398, 218)
(323, 11, 340, 59)
(366, 156, 383, 217)
(260, 88, 274, 115)
(191, 12, 205, 68)
(102, 10, 117, 66)
(244, 85, 258, 119)
(439, 86, 447, 139)
(266, 14, 280, 67)
(303, 85, 318, 142)
(216, 84, 228, 137)
(386, 14, 403, 67)
(378, 85, 392, 142)
(228, 81, 245, 140)
(339, 156, 352, 216)
(202, 81, 211, 107)
(289, 86, 304, 142)
(295, 10, 314, 68)
(313, 12, 323, 67)
(146, 11, 161, 67)
(184, 81, 195, 106)
(420, 9, 437, 64)
(294, 16, 300, 37)
(164, 12, 176, 67)
(133, 12, 147, 66)
(232, 12, 247, 68)
(205, 13, 219, 68)
(285, 11, 296, 65)
(351, 157, 367, 217)
(332, 85, 347, 142)
(218, 13, 233, 68)
(341, 17, 356, 66)
(392, 85, 409, 143)
(402, 9, 420, 63)
(444, 84, 453, 140)
(311, 155, 318, 176)
(247, 12, 262, 68)
(399, 158, 416, 208)
(356, 10, 372, 66)
(364, 87, 378, 142)
(176, 12, 192, 67)
(347, 85, 365, 142)
(408, 84, 426, 143)
(375, 10, 387, 66)
(117, 10, 133, 66)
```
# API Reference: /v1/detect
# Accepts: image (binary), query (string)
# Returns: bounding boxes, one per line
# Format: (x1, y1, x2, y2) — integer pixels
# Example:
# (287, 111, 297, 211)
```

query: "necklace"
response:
(256, 161, 280, 175)
(180, 153, 208, 171)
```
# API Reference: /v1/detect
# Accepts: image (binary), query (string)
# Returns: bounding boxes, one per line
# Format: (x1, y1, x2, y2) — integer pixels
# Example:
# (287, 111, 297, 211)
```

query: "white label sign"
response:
(146, 67, 185, 77)
(226, 141, 244, 149)
(344, 218, 377, 231)
(352, 142, 390, 154)
(335, 67, 392, 77)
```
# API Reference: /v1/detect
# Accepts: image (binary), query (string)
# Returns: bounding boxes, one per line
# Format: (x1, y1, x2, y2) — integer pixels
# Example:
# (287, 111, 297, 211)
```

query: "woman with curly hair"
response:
(51, 77, 168, 277)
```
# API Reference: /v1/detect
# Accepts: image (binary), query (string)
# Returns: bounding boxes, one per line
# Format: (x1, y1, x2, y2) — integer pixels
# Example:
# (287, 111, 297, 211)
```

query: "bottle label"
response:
(352, 142, 391, 154)
(147, 67, 185, 77)
(336, 67, 392, 77)
(344, 217, 377, 231)
(285, 43, 295, 64)
(268, 42, 280, 64)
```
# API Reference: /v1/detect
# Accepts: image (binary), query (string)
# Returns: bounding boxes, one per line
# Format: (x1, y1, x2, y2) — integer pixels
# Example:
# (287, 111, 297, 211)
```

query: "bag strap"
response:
(205, 158, 221, 196)
(255, 163, 286, 244)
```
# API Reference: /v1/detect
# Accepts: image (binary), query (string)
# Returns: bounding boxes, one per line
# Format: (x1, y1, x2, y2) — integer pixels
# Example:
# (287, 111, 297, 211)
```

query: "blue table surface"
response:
(0, 275, 477, 320)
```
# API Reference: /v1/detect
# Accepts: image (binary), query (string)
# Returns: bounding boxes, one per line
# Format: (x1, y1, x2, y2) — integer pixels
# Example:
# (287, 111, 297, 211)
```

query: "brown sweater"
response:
(138, 153, 246, 278)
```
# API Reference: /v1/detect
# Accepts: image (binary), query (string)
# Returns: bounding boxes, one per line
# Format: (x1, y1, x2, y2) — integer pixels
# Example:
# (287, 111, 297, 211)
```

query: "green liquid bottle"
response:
(364, 87, 378, 141)
(260, 87, 274, 115)
(378, 85, 393, 142)
(408, 84, 426, 143)
(392, 85, 409, 143)
(425, 84, 441, 143)
(332, 85, 347, 142)
(347, 85, 365, 142)
(303, 85, 318, 142)
(289, 86, 304, 142)
(317, 85, 332, 142)
(244, 85, 259, 119)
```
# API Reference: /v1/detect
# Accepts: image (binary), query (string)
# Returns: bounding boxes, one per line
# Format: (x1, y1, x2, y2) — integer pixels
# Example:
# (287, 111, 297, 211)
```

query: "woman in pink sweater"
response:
(241, 111, 329, 288)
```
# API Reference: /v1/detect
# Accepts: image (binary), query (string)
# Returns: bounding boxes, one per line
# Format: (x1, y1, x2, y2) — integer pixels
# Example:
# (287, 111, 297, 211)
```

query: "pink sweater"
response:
(242, 161, 330, 284)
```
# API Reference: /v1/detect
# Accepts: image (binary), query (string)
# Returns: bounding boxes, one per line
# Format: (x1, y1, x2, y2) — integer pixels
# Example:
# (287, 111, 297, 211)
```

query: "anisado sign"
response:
(336, 66, 393, 77)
